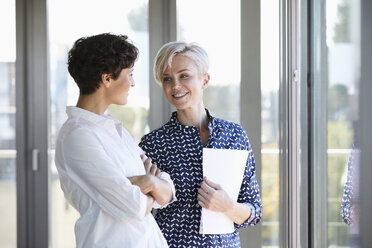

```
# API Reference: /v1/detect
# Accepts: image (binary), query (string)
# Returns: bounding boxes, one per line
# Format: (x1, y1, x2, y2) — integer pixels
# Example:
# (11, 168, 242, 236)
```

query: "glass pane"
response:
(47, 1, 149, 247)
(313, 0, 360, 247)
(261, 0, 280, 247)
(176, 0, 240, 123)
(0, 0, 16, 247)
(326, 0, 360, 246)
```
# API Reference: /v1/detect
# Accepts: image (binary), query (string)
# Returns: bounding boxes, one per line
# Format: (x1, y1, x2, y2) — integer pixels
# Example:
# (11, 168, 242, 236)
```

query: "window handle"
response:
(32, 149, 39, 171)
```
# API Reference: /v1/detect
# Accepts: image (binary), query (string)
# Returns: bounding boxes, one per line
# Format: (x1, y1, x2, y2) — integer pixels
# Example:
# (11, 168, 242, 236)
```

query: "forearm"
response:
(225, 202, 252, 225)
(129, 175, 173, 205)
(151, 177, 173, 206)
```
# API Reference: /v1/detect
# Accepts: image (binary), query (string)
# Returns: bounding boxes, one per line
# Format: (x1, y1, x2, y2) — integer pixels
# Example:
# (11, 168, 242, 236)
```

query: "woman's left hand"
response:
(197, 177, 234, 213)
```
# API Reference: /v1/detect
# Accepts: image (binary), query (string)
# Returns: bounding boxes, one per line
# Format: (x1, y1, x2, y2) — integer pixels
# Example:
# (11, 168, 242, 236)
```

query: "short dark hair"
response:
(67, 33, 139, 95)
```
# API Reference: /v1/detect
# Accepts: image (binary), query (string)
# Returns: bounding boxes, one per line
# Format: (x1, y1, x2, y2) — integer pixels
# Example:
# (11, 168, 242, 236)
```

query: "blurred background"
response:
(0, 0, 371, 247)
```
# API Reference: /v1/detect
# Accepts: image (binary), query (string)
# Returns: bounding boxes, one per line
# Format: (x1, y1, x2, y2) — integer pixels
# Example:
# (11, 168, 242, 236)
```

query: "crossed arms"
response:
(129, 155, 175, 216)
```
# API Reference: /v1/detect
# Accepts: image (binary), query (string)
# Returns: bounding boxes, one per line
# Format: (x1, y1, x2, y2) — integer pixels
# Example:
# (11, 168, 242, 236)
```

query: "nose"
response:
(171, 78, 180, 88)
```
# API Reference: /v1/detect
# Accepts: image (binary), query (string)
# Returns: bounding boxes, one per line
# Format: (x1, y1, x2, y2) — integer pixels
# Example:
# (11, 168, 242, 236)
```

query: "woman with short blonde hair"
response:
(140, 41, 262, 248)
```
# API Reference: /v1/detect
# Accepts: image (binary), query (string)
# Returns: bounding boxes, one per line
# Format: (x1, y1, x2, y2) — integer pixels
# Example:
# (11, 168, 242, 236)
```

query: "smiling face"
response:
(105, 67, 135, 106)
(161, 55, 209, 111)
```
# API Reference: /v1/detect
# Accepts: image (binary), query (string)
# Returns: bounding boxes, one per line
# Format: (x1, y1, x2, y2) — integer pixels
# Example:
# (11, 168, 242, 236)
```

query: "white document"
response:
(200, 148, 248, 235)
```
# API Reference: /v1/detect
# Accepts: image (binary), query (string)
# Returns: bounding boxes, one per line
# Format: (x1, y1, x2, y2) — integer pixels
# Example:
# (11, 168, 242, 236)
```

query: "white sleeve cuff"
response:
(153, 171, 177, 209)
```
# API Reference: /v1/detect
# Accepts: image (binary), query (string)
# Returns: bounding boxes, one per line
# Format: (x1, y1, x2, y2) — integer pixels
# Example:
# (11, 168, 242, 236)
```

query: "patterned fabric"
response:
(341, 143, 360, 226)
(139, 110, 262, 248)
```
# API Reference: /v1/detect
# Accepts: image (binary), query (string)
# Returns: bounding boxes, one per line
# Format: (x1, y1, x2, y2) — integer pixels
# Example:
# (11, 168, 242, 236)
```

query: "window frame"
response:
(14, 0, 372, 247)
(16, 0, 49, 247)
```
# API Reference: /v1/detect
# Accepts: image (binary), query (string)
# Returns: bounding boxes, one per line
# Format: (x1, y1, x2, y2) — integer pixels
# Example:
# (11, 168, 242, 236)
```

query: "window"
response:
(0, 0, 16, 247)
(261, 0, 280, 246)
(177, 0, 241, 123)
(311, 0, 360, 246)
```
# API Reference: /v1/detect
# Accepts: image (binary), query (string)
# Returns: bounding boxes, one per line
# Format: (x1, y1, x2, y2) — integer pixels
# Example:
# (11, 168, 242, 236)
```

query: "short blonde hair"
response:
(153, 41, 209, 84)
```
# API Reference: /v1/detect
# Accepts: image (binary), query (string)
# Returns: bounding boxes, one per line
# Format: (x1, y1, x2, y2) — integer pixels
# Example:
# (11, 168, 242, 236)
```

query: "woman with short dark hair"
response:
(55, 33, 175, 248)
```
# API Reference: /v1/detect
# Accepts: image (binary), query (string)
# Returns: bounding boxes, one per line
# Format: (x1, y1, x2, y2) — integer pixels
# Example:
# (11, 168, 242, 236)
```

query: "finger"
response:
(140, 154, 146, 162)
(155, 168, 161, 177)
(150, 163, 158, 175)
(197, 193, 209, 208)
(204, 177, 222, 190)
(144, 158, 152, 173)
(200, 181, 215, 195)
(198, 199, 207, 209)
(198, 187, 209, 199)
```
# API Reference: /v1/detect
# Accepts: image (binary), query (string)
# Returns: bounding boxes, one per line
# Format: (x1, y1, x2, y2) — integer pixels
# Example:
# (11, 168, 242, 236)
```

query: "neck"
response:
(76, 91, 109, 115)
(176, 105, 209, 132)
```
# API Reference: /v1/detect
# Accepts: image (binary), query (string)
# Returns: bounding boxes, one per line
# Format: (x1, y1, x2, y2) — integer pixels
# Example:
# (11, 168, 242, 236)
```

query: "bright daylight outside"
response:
(0, 0, 16, 247)
(0, 0, 360, 247)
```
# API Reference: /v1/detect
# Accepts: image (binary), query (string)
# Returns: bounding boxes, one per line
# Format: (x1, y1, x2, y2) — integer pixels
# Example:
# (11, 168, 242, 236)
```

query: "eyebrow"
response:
(162, 68, 190, 75)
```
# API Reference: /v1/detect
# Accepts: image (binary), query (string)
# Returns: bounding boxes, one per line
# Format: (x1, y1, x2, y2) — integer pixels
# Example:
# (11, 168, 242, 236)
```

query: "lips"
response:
(172, 92, 189, 99)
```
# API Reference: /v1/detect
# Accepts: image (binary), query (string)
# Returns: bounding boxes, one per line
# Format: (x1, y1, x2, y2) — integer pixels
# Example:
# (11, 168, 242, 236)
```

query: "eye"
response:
(180, 74, 189, 79)
(163, 77, 172, 82)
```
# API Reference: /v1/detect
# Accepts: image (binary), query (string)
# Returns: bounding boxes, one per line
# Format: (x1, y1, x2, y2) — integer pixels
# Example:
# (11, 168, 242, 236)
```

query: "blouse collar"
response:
(66, 106, 123, 136)
(168, 109, 216, 133)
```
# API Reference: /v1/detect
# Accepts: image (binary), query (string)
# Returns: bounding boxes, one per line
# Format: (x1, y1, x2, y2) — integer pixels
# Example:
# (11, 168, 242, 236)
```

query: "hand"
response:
(197, 177, 234, 212)
(141, 154, 161, 177)
(133, 155, 173, 206)
(128, 175, 155, 195)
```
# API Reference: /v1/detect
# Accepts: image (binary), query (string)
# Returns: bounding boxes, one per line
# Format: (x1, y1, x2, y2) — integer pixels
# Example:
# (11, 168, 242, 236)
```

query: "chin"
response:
(173, 104, 190, 111)
(115, 100, 127, 106)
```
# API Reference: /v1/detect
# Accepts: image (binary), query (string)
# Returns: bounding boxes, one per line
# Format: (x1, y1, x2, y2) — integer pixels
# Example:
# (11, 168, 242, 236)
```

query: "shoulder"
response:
(211, 117, 251, 151)
(213, 117, 248, 137)
(140, 121, 172, 145)
(57, 118, 99, 147)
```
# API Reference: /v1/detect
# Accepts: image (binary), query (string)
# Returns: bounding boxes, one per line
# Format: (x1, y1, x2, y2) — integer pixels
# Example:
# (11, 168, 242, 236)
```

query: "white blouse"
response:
(55, 106, 175, 248)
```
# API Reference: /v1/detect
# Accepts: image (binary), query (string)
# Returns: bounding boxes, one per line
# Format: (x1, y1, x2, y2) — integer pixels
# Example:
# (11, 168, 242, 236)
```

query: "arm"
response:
(58, 129, 148, 221)
(129, 174, 173, 205)
(129, 156, 173, 206)
(234, 140, 262, 227)
(138, 135, 177, 208)
(197, 131, 262, 227)
(341, 144, 358, 225)
(198, 177, 251, 224)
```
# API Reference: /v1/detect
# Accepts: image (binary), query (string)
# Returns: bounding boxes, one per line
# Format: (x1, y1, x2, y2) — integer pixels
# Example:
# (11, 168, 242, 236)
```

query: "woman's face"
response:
(106, 67, 135, 105)
(161, 55, 209, 111)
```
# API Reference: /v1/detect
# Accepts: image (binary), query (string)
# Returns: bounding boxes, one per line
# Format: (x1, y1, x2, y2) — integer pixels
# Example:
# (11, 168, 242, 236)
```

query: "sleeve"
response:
(60, 128, 148, 222)
(341, 146, 356, 225)
(152, 171, 177, 209)
(234, 130, 262, 228)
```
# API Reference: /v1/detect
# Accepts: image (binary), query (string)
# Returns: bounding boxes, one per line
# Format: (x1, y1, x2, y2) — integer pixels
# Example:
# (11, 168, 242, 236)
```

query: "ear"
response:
(101, 73, 111, 88)
(201, 73, 210, 89)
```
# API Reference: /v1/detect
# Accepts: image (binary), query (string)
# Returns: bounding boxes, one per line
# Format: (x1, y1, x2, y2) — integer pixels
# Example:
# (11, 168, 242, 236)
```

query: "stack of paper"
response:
(200, 148, 248, 234)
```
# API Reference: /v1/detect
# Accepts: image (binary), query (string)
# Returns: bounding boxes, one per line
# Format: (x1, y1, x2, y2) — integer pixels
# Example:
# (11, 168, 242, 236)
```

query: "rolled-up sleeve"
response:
(152, 171, 177, 209)
(234, 135, 262, 228)
(60, 128, 148, 222)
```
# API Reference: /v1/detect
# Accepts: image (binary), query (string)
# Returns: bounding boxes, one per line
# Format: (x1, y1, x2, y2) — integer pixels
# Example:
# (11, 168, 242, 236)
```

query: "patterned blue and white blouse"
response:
(341, 142, 360, 226)
(139, 110, 262, 248)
